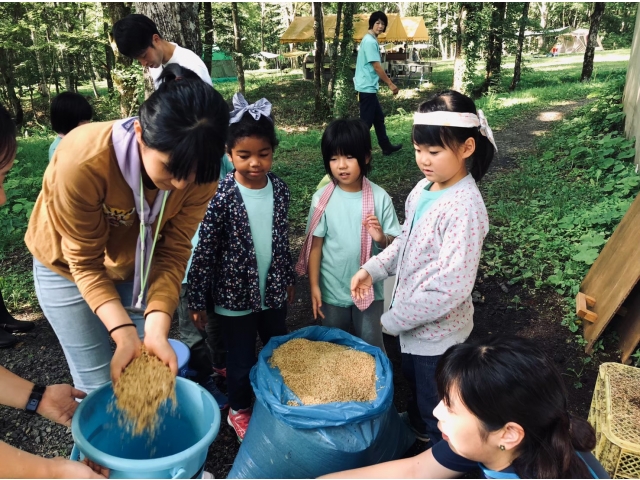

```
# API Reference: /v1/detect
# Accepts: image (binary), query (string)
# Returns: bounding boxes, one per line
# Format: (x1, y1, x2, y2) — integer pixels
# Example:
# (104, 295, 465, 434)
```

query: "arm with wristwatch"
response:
(0, 366, 108, 478)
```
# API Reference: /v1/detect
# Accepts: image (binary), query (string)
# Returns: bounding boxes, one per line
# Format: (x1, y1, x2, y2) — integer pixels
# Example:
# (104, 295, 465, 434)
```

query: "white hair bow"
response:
(229, 92, 273, 125)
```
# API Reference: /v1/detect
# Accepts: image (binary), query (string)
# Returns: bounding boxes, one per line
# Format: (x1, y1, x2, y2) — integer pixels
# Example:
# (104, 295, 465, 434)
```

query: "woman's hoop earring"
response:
(499, 445, 506, 451)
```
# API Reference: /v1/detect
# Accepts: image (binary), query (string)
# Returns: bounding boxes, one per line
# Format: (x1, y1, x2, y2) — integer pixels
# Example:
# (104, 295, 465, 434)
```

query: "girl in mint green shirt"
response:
(299, 119, 400, 352)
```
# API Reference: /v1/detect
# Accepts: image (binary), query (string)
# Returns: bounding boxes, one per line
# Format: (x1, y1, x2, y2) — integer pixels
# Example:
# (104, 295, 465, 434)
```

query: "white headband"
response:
(413, 110, 498, 153)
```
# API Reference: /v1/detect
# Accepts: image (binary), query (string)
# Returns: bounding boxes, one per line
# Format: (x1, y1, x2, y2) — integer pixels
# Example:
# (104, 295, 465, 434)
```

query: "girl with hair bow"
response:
(188, 93, 295, 443)
(351, 89, 497, 447)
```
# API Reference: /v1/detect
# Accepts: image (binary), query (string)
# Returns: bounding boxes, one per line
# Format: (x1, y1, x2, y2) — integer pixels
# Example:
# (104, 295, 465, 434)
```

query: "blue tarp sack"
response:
(228, 326, 415, 479)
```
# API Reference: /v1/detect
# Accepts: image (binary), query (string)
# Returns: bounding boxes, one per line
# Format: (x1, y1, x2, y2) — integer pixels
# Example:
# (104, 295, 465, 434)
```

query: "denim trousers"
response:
(358, 92, 392, 150)
(219, 307, 287, 411)
(401, 352, 443, 446)
(320, 300, 386, 353)
(32, 258, 144, 394)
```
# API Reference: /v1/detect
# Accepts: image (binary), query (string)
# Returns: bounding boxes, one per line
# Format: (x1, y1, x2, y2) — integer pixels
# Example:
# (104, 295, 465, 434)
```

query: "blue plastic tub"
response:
(168, 339, 191, 377)
(71, 377, 220, 479)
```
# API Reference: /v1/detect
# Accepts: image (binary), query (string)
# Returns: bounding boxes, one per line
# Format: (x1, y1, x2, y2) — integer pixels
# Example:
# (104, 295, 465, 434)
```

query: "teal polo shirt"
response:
(354, 33, 381, 93)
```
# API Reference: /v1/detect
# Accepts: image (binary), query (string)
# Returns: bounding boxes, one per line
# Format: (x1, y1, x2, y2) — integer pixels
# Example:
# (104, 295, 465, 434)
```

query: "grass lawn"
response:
(0, 49, 632, 316)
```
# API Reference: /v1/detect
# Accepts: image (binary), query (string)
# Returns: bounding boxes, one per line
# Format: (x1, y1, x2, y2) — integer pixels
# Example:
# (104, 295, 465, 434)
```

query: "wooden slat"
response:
(617, 284, 640, 364)
(576, 292, 597, 323)
(582, 192, 640, 353)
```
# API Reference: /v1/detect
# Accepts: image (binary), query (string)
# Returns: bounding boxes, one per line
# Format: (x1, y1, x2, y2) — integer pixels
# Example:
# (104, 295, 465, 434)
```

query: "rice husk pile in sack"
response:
(270, 338, 376, 405)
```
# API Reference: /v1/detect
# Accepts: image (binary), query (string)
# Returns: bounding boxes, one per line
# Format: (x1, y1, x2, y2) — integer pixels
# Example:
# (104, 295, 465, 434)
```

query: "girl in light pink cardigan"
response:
(351, 90, 497, 447)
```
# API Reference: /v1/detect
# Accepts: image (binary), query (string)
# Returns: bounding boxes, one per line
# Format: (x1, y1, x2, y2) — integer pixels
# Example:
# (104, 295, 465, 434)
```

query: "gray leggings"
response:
(320, 300, 386, 353)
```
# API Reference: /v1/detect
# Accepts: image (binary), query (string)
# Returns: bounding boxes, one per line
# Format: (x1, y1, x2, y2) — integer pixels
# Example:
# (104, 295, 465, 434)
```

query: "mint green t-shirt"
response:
(215, 177, 274, 316)
(411, 182, 447, 231)
(48, 136, 62, 162)
(183, 154, 235, 284)
(308, 181, 401, 308)
(354, 33, 381, 93)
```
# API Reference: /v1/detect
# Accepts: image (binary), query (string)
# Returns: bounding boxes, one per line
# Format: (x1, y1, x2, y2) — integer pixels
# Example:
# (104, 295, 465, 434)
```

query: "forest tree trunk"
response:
(327, 2, 342, 103)
(312, 2, 326, 114)
(30, 28, 50, 98)
(437, 2, 447, 61)
(510, 2, 530, 91)
(231, 2, 246, 95)
(333, 2, 357, 118)
(136, 3, 201, 55)
(580, 2, 605, 82)
(102, 21, 114, 92)
(538, 1, 548, 50)
(0, 48, 23, 126)
(102, 2, 135, 117)
(482, 2, 507, 93)
(452, 4, 468, 92)
(202, 2, 213, 74)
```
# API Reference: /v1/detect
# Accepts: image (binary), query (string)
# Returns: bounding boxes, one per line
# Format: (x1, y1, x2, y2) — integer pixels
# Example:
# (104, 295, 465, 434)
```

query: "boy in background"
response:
(49, 92, 92, 161)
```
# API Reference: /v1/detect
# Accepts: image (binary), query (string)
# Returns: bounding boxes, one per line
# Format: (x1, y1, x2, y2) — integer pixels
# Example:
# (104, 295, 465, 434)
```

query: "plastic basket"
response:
(588, 362, 640, 478)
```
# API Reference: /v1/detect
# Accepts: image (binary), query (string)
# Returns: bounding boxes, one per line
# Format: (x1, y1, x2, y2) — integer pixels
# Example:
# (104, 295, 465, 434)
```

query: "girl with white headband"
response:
(351, 89, 496, 446)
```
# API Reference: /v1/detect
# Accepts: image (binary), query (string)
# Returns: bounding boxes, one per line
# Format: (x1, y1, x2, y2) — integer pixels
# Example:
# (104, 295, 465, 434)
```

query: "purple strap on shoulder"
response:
(111, 118, 171, 308)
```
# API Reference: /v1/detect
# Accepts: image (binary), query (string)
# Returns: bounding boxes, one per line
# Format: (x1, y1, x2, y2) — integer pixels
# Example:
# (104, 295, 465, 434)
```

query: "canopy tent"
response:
(556, 28, 604, 54)
(280, 16, 314, 44)
(211, 48, 236, 82)
(352, 13, 409, 43)
(280, 13, 410, 44)
(282, 51, 308, 58)
(401, 17, 429, 42)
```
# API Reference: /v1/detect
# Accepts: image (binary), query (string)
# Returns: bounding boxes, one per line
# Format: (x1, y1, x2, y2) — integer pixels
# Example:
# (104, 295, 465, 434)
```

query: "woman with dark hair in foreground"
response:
(323, 336, 608, 479)
(25, 64, 230, 394)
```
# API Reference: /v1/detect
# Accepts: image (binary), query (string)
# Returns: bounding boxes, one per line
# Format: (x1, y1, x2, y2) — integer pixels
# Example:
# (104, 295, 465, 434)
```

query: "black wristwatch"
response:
(25, 385, 46, 414)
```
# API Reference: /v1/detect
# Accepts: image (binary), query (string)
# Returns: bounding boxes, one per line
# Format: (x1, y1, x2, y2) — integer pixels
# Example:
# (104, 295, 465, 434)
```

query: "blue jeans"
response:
(33, 258, 144, 394)
(401, 352, 443, 446)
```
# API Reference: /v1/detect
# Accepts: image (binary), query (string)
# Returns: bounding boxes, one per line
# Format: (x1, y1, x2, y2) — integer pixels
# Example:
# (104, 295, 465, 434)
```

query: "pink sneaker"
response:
(227, 408, 252, 442)
(212, 366, 227, 378)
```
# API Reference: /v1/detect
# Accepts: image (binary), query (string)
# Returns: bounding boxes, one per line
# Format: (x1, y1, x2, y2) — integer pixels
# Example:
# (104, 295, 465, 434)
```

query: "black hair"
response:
(112, 14, 161, 59)
(50, 92, 92, 135)
(0, 103, 17, 169)
(436, 336, 597, 479)
(227, 103, 278, 153)
(413, 90, 494, 181)
(368, 11, 388, 32)
(321, 119, 372, 179)
(138, 64, 229, 185)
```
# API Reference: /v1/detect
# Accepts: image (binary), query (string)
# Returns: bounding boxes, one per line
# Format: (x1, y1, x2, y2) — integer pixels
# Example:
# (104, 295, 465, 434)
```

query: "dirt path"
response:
(0, 98, 604, 478)
(491, 98, 593, 171)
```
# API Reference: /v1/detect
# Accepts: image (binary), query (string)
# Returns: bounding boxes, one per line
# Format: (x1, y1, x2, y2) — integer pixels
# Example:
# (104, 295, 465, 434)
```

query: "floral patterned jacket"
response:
(188, 171, 296, 313)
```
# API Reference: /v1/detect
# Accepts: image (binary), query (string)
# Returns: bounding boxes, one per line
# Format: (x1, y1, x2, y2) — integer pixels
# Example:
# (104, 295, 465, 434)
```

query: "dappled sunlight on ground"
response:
(550, 100, 578, 106)
(498, 97, 536, 108)
(280, 125, 311, 133)
(537, 111, 565, 122)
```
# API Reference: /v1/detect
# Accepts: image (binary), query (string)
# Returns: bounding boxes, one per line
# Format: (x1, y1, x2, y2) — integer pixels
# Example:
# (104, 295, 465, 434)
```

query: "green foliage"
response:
(479, 70, 636, 339)
(0, 139, 49, 246)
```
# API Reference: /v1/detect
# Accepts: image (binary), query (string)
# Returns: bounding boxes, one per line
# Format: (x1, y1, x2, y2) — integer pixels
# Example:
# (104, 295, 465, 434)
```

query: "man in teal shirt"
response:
(354, 11, 402, 156)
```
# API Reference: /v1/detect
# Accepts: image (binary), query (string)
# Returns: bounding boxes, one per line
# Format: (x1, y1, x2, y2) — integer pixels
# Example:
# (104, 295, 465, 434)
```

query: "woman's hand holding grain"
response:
(143, 311, 178, 377)
(110, 328, 142, 384)
(350, 269, 373, 301)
